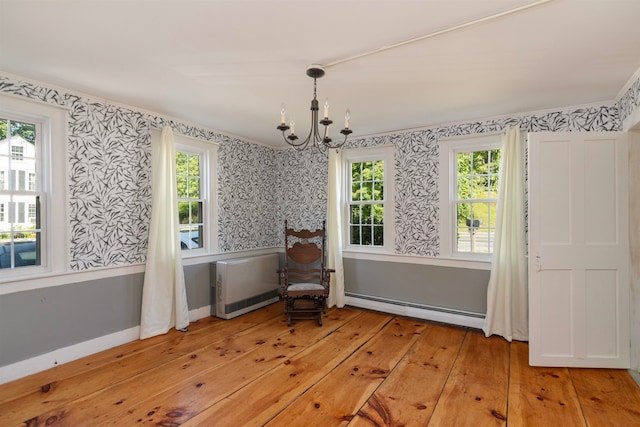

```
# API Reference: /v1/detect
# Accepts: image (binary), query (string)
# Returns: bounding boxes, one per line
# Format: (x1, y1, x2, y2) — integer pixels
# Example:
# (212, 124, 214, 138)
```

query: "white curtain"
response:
(140, 126, 190, 339)
(483, 126, 528, 342)
(326, 148, 345, 308)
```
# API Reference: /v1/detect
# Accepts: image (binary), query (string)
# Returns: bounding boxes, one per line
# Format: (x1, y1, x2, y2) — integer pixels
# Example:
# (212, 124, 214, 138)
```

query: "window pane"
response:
(352, 181, 361, 201)
(373, 204, 384, 225)
(472, 151, 488, 174)
(177, 176, 187, 198)
(178, 201, 190, 224)
(10, 121, 36, 144)
(472, 176, 488, 198)
(457, 176, 470, 199)
(362, 162, 373, 180)
(362, 225, 372, 245)
(351, 162, 361, 183)
(361, 181, 373, 201)
(188, 154, 200, 176)
(489, 176, 499, 198)
(350, 205, 360, 224)
(179, 226, 202, 250)
(457, 152, 471, 175)
(350, 225, 360, 245)
(176, 152, 187, 174)
(456, 202, 477, 253)
(373, 160, 384, 181)
(362, 204, 371, 224)
(373, 225, 384, 246)
(488, 202, 497, 229)
(456, 202, 471, 230)
(189, 201, 203, 224)
(0, 231, 41, 269)
(188, 177, 200, 198)
(373, 182, 384, 201)
(489, 149, 501, 174)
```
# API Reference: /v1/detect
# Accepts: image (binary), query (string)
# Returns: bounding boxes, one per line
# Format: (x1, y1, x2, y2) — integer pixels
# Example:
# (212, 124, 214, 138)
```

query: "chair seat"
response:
(287, 282, 325, 292)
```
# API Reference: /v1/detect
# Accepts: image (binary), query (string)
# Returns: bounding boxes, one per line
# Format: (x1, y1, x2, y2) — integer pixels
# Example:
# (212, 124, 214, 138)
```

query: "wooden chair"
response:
(278, 220, 334, 326)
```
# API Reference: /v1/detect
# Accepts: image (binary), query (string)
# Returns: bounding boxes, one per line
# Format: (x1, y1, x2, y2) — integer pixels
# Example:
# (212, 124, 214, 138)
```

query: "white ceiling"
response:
(1, 0, 639, 147)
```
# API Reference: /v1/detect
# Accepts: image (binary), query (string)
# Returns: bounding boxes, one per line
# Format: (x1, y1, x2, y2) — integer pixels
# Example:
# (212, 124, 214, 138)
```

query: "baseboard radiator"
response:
(345, 292, 486, 329)
(215, 253, 280, 319)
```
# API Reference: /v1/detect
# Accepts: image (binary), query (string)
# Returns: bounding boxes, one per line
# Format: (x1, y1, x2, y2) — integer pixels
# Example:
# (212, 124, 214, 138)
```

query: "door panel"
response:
(529, 132, 629, 368)
(538, 270, 573, 357)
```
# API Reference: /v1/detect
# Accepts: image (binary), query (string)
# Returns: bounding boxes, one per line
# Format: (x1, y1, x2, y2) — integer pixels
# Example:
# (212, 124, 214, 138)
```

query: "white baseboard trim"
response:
(345, 294, 485, 330)
(189, 305, 212, 322)
(0, 305, 213, 385)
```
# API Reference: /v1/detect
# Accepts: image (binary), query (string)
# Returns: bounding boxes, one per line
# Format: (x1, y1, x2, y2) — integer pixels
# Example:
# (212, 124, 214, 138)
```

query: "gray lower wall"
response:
(0, 274, 144, 366)
(344, 258, 490, 315)
(0, 264, 212, 367)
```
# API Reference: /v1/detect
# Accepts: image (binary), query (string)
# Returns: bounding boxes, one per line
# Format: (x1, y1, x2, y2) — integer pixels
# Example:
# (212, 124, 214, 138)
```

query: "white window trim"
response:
(439, 132, 501, 262)
(172, 132, 218, 258)
(342, 145, 395, 255)
(0, 94, 68, 281)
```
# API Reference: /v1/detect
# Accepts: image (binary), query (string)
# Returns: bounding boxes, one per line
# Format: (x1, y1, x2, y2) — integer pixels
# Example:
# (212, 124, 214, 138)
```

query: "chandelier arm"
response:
(323, 132, 348, 149)
(280, 131, 307, 149)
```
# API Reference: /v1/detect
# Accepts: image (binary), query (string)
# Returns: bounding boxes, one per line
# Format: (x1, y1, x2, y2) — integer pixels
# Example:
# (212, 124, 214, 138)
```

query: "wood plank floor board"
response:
(569, 367, 640, 426)
(507, 341, 586, 427)
(428, 330, 510, 426)
(348, 323, 467, 427)
(1, 303, 639, 427)
(182, 310, 392, 427)
(264, 316, 428, 426)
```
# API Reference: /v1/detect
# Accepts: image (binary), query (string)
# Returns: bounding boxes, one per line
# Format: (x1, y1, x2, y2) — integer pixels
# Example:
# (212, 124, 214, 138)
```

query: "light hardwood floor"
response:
(1, 303, 639, 426)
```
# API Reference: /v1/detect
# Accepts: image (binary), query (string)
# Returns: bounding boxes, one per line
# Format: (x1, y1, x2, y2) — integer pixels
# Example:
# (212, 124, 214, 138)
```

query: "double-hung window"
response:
(173, 133, 217, 255)
(176, 150, 204, 251)
(0, 95, 66, 277)
(440, 133, 501, 259)
(343, 146, 395, 253)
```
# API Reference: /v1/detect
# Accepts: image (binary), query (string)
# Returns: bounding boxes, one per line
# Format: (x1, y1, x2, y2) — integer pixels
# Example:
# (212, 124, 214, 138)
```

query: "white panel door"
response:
(528, 132, 629, 368)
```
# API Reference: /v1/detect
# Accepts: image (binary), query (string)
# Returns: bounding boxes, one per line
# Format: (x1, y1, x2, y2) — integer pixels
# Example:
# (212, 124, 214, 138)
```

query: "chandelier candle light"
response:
(277, 64, 352, 151)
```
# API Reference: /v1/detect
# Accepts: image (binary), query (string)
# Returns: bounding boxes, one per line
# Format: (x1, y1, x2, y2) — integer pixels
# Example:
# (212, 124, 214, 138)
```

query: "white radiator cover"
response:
(215, 253, 280, 319)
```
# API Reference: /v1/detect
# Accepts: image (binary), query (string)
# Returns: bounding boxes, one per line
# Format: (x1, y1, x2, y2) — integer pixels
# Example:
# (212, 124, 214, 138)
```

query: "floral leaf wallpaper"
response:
(217, 136, 280, 252)
(1, 73, 639, 269)
(68, 102, 152, 269)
